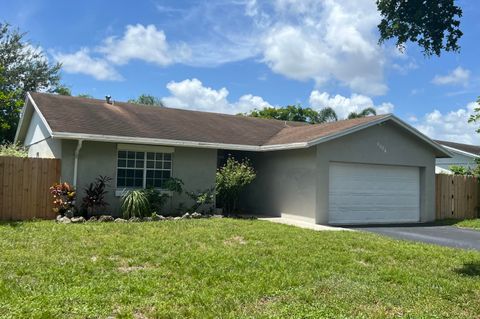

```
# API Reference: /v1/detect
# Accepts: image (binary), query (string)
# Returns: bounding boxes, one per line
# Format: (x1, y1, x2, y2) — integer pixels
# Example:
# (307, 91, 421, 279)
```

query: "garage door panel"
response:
(329, 162, 420, 224)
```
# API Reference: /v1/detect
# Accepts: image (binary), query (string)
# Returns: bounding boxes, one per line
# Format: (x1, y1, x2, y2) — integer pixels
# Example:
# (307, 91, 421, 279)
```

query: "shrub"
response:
(186, 188, 215, 213)
(50, 182, 76, 217)
(449, 165, 473, 175)
(216, 157, 256, 214)
(121, 190, 150, 218)
(142, 187, 169, 213)
(0, 142, 27, 157)
(164, 177, 184, 194)
(81, 175, 112, 216)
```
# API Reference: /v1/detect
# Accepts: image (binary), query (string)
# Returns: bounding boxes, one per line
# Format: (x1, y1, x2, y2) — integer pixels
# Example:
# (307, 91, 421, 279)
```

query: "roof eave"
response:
(440, 145, 480, 159)
(51, 131, 310, 152)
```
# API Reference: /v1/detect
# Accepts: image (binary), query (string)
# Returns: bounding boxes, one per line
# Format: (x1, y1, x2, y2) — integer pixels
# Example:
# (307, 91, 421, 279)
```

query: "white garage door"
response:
(329, 162, 420, 225)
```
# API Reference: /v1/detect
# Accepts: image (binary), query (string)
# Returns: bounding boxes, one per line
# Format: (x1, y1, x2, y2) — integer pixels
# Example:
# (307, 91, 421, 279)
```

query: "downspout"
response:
(73, 139, 83, 189)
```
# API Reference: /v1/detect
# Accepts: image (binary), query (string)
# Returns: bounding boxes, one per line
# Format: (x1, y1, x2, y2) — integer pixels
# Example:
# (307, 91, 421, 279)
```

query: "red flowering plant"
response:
(50, 182, 76, 217)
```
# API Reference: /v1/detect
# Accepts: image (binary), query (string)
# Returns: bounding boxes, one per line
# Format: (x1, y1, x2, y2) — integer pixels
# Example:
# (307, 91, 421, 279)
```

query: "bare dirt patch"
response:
(224, 235, 247, 246)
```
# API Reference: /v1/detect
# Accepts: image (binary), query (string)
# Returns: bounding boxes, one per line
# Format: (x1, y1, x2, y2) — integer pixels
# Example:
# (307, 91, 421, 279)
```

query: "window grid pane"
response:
(117, 151, 172, 188)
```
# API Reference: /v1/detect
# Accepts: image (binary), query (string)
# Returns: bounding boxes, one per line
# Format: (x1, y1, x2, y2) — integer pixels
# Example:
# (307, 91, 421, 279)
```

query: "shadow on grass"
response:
(455, 262, 480, 277)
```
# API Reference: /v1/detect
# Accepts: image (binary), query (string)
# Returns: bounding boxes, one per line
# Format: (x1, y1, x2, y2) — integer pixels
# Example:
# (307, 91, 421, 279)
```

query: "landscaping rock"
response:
(87, 216, 98, 222)
(98, 215, 114, 222)
(182, 213, 191, 219)
(114, 218, 127, 223)
(71, 216, 86, 223)
(57, 216, 71, 224)
(212, 214, 223, 219)
(191, 212, 202, 219)
(152, 214, 165, 221)
(129, 217, 141, 222)
(142, 217, 153, 222)
(173, 216, 182, 221)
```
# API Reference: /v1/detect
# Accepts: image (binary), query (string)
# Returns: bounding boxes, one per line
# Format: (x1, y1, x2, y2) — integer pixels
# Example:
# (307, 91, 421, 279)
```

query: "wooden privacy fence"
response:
(436, 174, 480, 220)
(0, 157, 60, 221)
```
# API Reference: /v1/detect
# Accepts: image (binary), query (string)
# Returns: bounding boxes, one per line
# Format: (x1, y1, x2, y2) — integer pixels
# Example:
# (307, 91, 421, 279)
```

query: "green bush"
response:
(0, 143, 27, 157)
(216, 157, 256, 214)
(142, 187, 169, 213)
(121, 190, 150, 219)
(186, 188, 215, 213)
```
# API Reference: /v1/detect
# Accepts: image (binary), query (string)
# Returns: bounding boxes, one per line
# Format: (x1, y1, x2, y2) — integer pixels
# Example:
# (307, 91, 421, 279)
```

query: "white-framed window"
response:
(116, 145, 173, 190)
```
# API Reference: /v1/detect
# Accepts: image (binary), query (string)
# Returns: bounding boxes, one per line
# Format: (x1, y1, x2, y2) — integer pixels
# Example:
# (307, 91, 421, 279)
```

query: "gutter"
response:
(73, 139, 83, 189)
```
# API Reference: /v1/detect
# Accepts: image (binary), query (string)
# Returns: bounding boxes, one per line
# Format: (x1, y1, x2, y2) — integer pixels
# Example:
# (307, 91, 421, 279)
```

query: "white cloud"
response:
(254, 0, 388, 95)
(432, 67, 471, 86)
(309, 91, 394, 119)
(52, 48, 122, 81)
(48, 1, 399, 92)
(161, 78, 273, 114)
(99, 24, 190, 66)
(413, 102, 480, 144)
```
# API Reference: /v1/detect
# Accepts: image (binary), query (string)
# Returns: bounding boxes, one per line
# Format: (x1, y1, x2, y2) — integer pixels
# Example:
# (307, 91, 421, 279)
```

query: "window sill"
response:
(114, 189, 173, 197)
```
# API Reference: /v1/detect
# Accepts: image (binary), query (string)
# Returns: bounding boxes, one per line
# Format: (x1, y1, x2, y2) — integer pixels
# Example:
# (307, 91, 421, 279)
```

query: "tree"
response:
(247, 105, 337, 124)
(347, 107, 377, 119)
(128, 94, 164, 107)
(247, 104, 379, 123)
(54, 85, 71, 96)
(216, 157, 256, 215)
(377, 0, 463, 56)
(0, 23, 63, 142)
(77, 93, 93, 98)
(468, 97, 480, 132)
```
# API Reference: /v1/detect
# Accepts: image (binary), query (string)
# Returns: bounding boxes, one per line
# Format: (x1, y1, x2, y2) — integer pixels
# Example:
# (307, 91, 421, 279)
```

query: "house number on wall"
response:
(377, 142, 387, 153)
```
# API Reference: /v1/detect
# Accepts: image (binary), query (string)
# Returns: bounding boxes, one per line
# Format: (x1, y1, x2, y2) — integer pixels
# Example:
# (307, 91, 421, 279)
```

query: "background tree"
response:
(377, 0, 463, 56)
(247, 105, 337, 124)
(247, 105, 379, 124)
(0, 23, 64, 142)
(128, 94, 164, 107)
(54, 85, 71, 96)
(347, 107, 377, 119)
(77, 93, 93, 98)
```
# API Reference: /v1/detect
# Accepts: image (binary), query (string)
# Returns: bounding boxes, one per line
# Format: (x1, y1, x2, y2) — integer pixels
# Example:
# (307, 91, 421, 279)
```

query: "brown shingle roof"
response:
(28, 92, 389, 148)
(434, 140, 480, 156)
(265, 115, 388, 145)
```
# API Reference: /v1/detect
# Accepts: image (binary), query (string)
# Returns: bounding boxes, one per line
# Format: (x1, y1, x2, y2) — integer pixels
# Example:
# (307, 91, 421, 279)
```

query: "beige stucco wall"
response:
(316, 121, 436, 224)
(61, 140, 217, 216)
(241, 121, 437, 224)
(240, 147, 317, 222)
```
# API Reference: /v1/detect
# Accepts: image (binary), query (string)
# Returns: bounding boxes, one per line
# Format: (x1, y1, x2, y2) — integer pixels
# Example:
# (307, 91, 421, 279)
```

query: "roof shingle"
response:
(434, 140, 480, 156)
(28, 92, 389, 147)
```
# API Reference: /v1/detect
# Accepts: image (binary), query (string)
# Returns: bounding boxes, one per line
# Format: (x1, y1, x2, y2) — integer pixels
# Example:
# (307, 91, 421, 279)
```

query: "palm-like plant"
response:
(121, 190, 150, 218)
(315, 107, 338, 123)
(347, 107, 377, 119)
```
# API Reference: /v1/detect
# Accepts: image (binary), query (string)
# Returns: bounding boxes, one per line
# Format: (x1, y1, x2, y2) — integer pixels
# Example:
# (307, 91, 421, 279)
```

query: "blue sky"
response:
(3, 0, 480, 143)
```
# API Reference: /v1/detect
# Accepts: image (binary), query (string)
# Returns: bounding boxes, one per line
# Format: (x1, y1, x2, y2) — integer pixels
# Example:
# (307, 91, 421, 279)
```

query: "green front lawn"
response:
(436, 218, 480, 230)
(455, 219, 480, 230)
(1, 219, 479, 318)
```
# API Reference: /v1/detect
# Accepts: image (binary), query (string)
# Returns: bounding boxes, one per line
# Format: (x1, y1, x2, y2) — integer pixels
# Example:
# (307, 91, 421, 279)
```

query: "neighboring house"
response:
(15, 92, 450, 225)
(434, 140, 480, 173)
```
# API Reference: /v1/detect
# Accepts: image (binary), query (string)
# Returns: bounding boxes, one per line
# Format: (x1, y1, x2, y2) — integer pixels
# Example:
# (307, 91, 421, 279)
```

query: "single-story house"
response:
(15, 92, 451, 225)
(434, 140, 480, 174)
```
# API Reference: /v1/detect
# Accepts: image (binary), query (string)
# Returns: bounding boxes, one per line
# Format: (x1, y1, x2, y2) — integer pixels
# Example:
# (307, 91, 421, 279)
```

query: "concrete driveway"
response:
(352, 224, 480, 251)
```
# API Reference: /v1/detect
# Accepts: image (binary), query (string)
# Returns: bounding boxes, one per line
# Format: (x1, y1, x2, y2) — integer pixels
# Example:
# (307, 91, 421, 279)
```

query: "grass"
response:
(455, 219, 480, 230)
(0, 219, 479, 318)
(436, 218, 480, 230)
